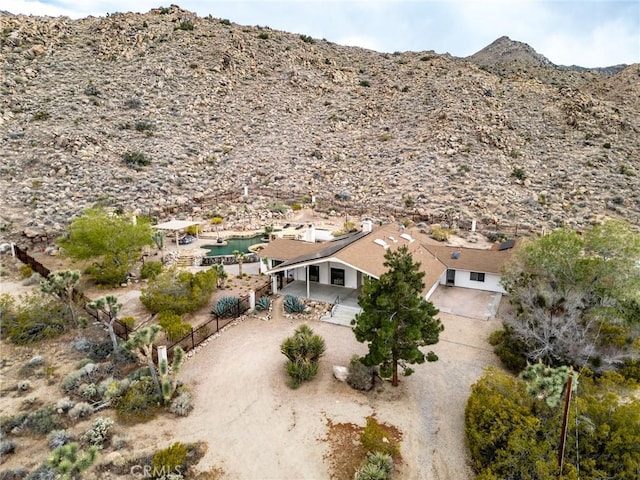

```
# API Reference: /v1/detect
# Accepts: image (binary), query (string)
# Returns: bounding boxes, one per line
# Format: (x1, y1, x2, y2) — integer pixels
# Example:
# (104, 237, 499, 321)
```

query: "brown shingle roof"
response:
(258, 224, 516, 293)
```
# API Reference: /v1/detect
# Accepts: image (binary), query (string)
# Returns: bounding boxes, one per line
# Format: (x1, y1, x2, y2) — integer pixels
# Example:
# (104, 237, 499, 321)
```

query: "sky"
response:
(4, 0, 639, 68)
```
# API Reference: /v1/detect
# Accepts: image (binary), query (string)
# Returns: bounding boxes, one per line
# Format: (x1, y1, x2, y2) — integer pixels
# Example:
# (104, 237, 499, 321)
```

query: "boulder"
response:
(332, 365, 349, 382)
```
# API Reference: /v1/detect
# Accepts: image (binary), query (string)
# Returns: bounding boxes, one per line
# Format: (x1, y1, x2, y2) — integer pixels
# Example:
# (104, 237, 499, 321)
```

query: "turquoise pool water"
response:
(203, 234, 265, 256)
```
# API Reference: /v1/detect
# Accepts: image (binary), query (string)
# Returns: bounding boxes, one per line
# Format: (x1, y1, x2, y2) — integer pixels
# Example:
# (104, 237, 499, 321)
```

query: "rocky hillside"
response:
(1, 6, 639, 243)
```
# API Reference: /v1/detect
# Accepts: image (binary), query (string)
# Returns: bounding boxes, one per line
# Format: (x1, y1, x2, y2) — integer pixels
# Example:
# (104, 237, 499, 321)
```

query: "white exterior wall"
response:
(440, 269, 505, 293)
(328, 261, 358, 288)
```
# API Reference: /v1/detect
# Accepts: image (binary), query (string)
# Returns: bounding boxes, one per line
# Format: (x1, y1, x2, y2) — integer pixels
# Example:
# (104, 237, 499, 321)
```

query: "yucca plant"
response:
(280, 324, 326, 388)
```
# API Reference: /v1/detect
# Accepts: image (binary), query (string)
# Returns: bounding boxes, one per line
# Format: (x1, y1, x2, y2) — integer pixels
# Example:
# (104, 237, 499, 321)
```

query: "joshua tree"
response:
(87, 295, 123, 357)
(159, 346, 185, 404)
(40, 270, 81, 326)
(263, 223, 274, 241)
(232, 249, 246, 277)
(124, 325, 163, 395)
(48, 442, 98, 480)
(211, 263, 228, 288)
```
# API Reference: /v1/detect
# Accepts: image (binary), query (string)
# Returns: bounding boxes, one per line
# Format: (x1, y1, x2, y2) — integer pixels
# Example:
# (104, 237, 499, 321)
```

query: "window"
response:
(470, 272, 485, 282)
(330, 268, 345, 286)
(309, 265, 319, 282)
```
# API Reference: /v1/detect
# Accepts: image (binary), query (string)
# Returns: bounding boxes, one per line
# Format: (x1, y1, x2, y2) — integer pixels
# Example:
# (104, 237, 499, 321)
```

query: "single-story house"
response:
(258, 221, 517, 303)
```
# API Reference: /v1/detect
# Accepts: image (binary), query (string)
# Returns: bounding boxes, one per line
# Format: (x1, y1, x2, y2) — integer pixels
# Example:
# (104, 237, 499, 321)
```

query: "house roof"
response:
(423, 244, 515, 274)
(259, 223, 517, 292)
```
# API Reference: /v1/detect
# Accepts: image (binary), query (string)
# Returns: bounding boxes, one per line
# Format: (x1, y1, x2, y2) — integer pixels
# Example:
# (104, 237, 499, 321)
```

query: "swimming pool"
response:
(202, 234, 265, 256)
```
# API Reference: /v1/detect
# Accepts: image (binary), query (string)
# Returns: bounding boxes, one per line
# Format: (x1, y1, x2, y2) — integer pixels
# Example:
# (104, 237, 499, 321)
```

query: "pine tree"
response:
(352, 245, 443, 386)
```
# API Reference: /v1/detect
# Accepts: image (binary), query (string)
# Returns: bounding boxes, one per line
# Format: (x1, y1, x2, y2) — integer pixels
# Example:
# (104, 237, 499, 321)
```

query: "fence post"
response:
(191, 328, 195, 350)
(10, 243, 16, 257)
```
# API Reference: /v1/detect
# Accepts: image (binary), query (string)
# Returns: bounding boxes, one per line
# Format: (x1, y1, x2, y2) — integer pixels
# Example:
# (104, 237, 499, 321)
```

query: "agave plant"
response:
(212, 296, 241, 318)
(283, 295, 306, 314)
(255, 296, 271, 312)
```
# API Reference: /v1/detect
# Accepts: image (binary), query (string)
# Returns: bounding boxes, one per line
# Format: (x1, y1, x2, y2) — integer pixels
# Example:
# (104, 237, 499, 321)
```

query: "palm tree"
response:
(232, 249, 246, 278)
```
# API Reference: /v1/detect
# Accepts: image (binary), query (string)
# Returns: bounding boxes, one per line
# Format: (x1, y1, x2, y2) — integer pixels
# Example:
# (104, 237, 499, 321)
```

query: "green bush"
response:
(157, 311, 191, 342)
(359, 80, 371, 87)
(19, 264, 32, 278)
(465, 367, 640, 479)
(431, 226, 450, 242)
(141, 261, 163, 280)
(114, 376, 161, 424)
(280, 324, 326, 388)
(299, 34, 315, 43)
(141, 268, 217, 315)
(152, 442, 188, 477)
(122, 150, 151, 169)
(257, 32, 269, 39)
(0, 292, 71, 345)
(511, 167, 527, 180)
(86, 253, 132, 286)
(360, 417, 400, 459)
(25, 406, 64, 434)
(488, 327, 528, 373)
(175, 20, 194, 31)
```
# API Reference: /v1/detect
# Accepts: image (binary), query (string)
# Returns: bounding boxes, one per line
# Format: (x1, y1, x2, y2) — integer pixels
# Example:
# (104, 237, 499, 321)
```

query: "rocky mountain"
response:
(1, 6, 638, 243)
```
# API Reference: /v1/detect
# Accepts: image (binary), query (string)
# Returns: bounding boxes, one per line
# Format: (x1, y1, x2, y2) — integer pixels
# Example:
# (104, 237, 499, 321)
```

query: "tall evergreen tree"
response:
(352, 246, 443, 386)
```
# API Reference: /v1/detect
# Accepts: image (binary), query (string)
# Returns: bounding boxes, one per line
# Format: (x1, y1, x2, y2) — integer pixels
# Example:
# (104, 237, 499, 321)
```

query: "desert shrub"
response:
(175, 20, 194, 31)
(152, 442, 188, 478)
(488, 327, 527, 373)
(26, 465, 57, 480)
(283, 295, 306, 314)
(141, 268, 217, 315)
(255, 296, 271, 312)
(0, 292, 71, 345)
(257, 31, 269, 40)
(290, 202, 302, 211)
(211, 296, 241, 318)
(511, 167, 527, 180)
(354, 452, 394, 480)
(87, 341, 114, 362)
(281, 324, 326, 388)
(134, 119, 154, 132)
(23, 406, 63, 434)
(360, 417, 400, 459)
(119, 316, 136, 330)
(78, 383, 98, 400)
(141, 261, 163, 280)
(157, 311, 191, 342)
(62, 362, 101, 393)
(0, 438, 16, 456)
(114, 376, 160, 424)
(619, 358, 640, 383)
(299, 34, 315, 44)
(19, 265, 32, 278)
(48, 429, 73, 449)
(169, 386, 193, 417)
(55, 398, 75, 414)
(122, 150, 151, 169)
(68, 402, 93, 422)
(359, 80, 371, 87)
(82, 417, 114, 447)
(430, 226, 450, 242)
(17, 380, 31, 392)
(347, 355, 376, 391)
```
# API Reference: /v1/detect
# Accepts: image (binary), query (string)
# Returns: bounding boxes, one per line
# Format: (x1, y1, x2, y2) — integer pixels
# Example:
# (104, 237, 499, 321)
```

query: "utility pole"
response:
(557, 372, 574, 477)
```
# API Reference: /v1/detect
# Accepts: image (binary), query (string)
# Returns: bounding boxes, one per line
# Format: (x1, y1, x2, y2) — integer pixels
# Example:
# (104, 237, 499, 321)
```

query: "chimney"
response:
(362, 220, 373, 233)
(304, 224, 316, 243)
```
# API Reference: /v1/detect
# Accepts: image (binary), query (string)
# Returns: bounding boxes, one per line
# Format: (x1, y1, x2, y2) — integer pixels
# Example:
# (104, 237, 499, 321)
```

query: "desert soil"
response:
(117, 300, 501, 479)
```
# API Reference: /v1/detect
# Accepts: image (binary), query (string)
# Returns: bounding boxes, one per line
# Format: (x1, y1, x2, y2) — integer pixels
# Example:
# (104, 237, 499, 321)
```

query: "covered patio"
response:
(154, 220, 202, 246)
(280, 280, 361, 308)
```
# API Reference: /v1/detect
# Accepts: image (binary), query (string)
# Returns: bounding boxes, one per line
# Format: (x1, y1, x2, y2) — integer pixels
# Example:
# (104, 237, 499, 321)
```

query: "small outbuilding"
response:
(154, 220, 202, 246)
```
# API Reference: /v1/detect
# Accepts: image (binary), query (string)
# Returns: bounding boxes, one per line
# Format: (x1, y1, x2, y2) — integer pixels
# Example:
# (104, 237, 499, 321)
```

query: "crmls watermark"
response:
(130, 465, 183, 477)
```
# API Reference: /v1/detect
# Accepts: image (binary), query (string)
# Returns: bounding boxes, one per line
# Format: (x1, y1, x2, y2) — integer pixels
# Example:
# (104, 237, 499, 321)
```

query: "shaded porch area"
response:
(280, 280, 361, 308)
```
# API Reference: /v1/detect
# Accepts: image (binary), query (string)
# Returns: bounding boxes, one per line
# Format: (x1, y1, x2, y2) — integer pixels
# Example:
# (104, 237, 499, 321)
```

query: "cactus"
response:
(211, 296, 241, 318)
(255, 296, 271, 312)
(284, 295, 306, 314)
